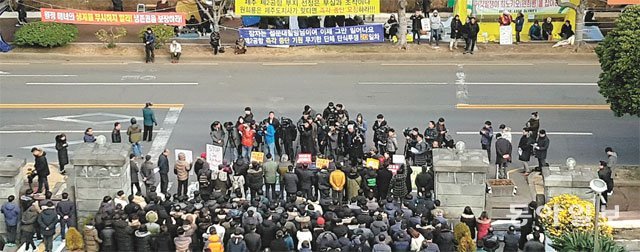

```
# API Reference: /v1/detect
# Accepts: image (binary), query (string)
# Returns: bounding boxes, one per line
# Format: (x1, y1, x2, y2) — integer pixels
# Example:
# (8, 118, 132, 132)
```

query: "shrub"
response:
(65, 227, 84, 251)
(95, 27, 127, 49)
(539, 194, 613, 238)
(14, 22, 78, 48)
(551, 231, 626, 252)
(453, 223, 476, 252)
(138, 24, 175, 49)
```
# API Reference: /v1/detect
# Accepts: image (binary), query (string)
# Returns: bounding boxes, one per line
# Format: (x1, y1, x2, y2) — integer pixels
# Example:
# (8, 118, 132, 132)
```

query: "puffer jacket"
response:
(20, 206, 38, 233)
(175, 160, 191, 181)
(114, 220, 135, 250)
(83, 225, 102, 252)
(207, 234, 224, 252)
(174, 234, 192, 252)
(100, 226, 116, 249)
(247, 168, 264, 190)
(135, 230, 153, 252)
(227, 234, 248, 252)
(1, 201, 20, 226)
(37, 207, 58, 236)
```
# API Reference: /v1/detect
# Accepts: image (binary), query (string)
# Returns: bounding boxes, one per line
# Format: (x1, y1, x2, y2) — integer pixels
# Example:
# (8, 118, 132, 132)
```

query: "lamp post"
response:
(590, 179, 607, 252)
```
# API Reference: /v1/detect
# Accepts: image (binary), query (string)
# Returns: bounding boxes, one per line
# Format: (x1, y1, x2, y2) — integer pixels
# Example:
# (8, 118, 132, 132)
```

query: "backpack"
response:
(216, 170, 228, 182)
(199, 172, 210, 188)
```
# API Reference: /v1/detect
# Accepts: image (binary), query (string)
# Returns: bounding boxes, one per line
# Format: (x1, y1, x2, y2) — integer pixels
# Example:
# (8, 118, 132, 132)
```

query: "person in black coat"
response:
(464, 17, 480, 54)
(534, 130, 549, 171)
(244, 226, 262, 252)
(210, 32, 221, 55)
(415, 166, 432, 198)
(560, 20, 575, 39)
(495, 133, 512, 179)
(518, 129, 535, 175)
(112, 0, 124, 11)
(112, 122, 122, 143)
(32, 147, 50, 193)
(460, 206, 477, 239)
(114, 216, 135, 251)
(101, 221, 117, 252)
(598, 161, 614, 207)
(410, 11, 424, 44)
(154, 226, 174, 251)
(135, 226, 153, 252)
(449, 14, 463, 50)
(55, 133, 69, 174)
(376, 166, 393, 201)
(269, 230, 289, 251)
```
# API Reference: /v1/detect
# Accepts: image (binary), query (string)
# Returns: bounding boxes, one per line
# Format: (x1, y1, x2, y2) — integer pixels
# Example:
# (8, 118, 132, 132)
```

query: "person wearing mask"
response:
(1, 195, 20, 247)
(169, 40, 182, 63)
(142, 102, 157, 142)
(541, 17, 554, 40)
(384, 14, 399, 39)
(480, 121, 494, 162)
(514, 12, 525, 44)
(529, 20, 543, 40)
(83, 128, 96, 143)
(449, 14, 463, 51)
(429, 10, 443, 47)
(143, 28, 156, 63)
(55, 133, 69, 175)
(464, 17, 480, 54)
(560, 20, 575, 39)
(112, 122, 122, 143)
(127, 118, 143, 157)
(533, 130, 549, 171)
(410, 11, 424, 44)
(174, 152, 192, 196)
(32, 147, 50, 194)
(158, 149, 170, 194)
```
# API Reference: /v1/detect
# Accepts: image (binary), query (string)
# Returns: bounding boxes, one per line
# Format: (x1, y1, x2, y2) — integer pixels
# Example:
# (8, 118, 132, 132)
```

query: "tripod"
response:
(224, 131, 237, 162)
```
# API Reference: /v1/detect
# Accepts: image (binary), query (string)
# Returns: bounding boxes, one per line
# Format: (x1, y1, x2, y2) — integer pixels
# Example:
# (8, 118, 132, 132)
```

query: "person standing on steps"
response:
(32, 147, 50, 194)
(1, 195, 20, 247)
(143, 28, 156, 63)
(534, 129, 549, 171)
(55, 133, 69, 175)
(142, 102, 157, 142)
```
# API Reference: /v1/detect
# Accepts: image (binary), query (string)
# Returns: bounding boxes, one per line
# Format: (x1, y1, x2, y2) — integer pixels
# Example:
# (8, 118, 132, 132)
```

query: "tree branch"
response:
(556, 0, 578, 10)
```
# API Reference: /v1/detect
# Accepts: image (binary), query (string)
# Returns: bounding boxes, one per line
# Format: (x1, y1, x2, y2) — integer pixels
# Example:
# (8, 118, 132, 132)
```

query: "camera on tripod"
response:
(223, 121, 234, 132)
(402, 127, 413, 137)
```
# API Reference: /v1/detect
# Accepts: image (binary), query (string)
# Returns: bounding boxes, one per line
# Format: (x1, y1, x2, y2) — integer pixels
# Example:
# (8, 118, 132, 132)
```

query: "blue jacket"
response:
(515, 16, 524, 31)
(142, 107, 156, 126)
(480, 126, 493, 145)
(1, 202, 20, 226)
(265, 124, 276, 144)
(144, 32, 156, 45)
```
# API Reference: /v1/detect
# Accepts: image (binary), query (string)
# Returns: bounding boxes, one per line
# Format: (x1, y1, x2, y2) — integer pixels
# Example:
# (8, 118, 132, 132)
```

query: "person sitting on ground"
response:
(541, 17, 554, 40)
(234, 38, 247, 55)
(186, 15, 199, 33)
(170, 40, 182, 63)
(559, 20, 574, 40)
(529, 20, 543, 40)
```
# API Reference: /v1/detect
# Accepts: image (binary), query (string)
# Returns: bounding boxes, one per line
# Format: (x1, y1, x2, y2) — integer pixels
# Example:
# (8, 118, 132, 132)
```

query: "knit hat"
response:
(316, 217, 325, 225)
(145, 211, 158, 223)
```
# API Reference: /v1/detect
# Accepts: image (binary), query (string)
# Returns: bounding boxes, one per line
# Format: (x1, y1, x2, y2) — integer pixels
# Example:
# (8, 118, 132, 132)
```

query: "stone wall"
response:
(0, 157, 26, 234)
(433, 148, 488, 222)
(542, 165, 598, 203)
(70, 143, 130, 221)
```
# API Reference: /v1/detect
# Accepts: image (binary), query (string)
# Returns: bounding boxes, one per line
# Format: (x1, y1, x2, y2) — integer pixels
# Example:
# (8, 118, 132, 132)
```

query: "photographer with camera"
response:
(240, 122, 256, 160)
(335, 104, 350, 121)
(323, 102, 338, 126)
(424, 121, 438, 148)
(210, 121, 225, 147)
(279, 117, 297, 160)
(403, 127, 419, 163)
(372, 114, 390, 154)
(315, 114, 329, 156)
(344, 124, 365, 166)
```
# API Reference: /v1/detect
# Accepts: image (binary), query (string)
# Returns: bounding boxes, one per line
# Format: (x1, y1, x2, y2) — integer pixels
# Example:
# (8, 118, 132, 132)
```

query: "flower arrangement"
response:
(539, 194, 612, 238)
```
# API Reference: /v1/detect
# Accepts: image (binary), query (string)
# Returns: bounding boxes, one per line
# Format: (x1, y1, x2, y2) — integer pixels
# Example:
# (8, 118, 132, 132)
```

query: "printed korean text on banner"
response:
(366, 158, 380, 169)
(392, 155, 405, 164)
(239, 24, 384, 47)
(316, 158, 330, 169)
(388, 164, 400, 175)
(250, 152, 265, 163)
(499, 26, 513, 45)
(297, 153, 312, 164)
(206, 144, 224, 168)
(236, 0, 379, 16)
(174, 149, 193, 164)
(40, 8, 185, 26)
(474, 0, 567, 16)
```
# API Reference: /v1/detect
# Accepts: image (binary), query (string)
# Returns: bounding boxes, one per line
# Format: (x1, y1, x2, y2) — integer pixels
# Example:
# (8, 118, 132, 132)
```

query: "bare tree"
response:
(398, 0, 408, 49)
(195, 0, 228, 32)
(556, 0, 586, 50)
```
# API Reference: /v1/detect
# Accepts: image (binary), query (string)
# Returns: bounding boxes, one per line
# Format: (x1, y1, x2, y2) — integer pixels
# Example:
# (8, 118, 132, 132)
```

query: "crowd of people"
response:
(2, 102, 621, 252)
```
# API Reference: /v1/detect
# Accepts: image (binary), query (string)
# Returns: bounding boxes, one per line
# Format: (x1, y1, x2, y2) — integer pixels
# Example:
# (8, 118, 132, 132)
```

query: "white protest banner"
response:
(500, 26, 513, 45)
(206, 144, 223, 168)
(174, 149, 193, 164)
(393, 155, 406, 164)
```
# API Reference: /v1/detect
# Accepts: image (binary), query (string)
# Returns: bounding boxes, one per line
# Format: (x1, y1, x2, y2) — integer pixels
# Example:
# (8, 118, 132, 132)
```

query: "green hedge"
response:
(138, 25, 175, 49)
(14, 22, 78, 48)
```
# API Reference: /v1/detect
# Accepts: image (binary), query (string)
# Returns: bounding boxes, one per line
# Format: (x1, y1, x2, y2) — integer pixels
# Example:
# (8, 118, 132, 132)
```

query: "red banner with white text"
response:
(40, 8, 185, 26)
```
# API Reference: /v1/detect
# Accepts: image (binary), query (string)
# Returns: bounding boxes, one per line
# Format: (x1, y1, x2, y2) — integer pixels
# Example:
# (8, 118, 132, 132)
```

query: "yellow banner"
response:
(316, 158, 330, 169)
(366, 158, 379, 169)
(250, 151, 265, 163)
(236, 0, 380, 16)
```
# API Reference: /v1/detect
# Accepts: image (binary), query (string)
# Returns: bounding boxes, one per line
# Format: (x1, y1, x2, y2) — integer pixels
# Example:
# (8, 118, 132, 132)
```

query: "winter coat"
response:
(241, 127, 256, 147)
(598, 167, 614, 194)
(127, 124, 142, 143)
(158, 154, 170, 174)
(37, 207, 58, 236)
(515, 16, 525, 31)
(495, 137, 513, 165)
(112, 128, 121, 143)
(535, 136, 549, 159)
(377, 168, 393, 195)
(207, 234, 224, 252)
(415, 171, 433, 192)
(114, 220, 134, 250)
(247, 168, 264, 190)
(503, 231, 520, 252)
(34, 152, 50, 177)
(20, 206, 38, 233)
(83, 225, 102, 252)
(346, 172, 362, 200)
(480, 126, 493, 146)
(518, 135, 534, 162)
(372, 243, 392, 252)
(318, 169, 331, 190)
(245, 232, 262, 252)
(542, 21, 553, 36)
(330, 169, 346, 191)
(101, 226, 116, 249)
(55, 199, 76, 226)
(130, 160, 140, 183)
(265, 124, 276, 145)
(529, 25, 542, 39)
(414, 140, 429, 166)
(154, 231, 173, 252)
(1, 201, 20, 226)
(142, 107, 156, 126)
(476, 218, 491, 242)
(135, 230, 153, 252)
(437, 229, 454, 251)
(270, 238, 289, 251)
(55, 135, 69, 166)
(210, 128, 225, 146)
(430, 15, 442, 30)
(141, 161, 156, 185)
(263, 161, 278, 184)
(283, 172, 299, 193)
(175, 160, 191, 181)
(298, 168, 314, 190)
(450, 18, 463, 39)
(523, 240, 545, 252)
(460, 213, 477, 239)
(174, 234, 192, 252)
(84, 133, 96, 143)
(390, 173, 408, 198)
(227, 235, 249, 252)
(467, 22, 480, 39)
(410, 14, 423, 31)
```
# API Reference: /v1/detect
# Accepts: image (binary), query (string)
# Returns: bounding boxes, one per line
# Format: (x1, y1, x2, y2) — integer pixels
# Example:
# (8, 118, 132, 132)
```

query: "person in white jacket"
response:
(296, 227, 313, 250)
(169, 40, 182, 63)
(429, 10, 443, 47)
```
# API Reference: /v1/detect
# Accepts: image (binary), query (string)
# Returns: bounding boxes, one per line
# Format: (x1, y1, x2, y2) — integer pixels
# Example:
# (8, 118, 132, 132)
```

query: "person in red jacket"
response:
(240, 123, 256, 160)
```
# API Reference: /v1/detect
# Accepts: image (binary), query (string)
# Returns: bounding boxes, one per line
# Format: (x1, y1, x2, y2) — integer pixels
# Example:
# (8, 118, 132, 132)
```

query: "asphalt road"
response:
(1, 61, 638, 192)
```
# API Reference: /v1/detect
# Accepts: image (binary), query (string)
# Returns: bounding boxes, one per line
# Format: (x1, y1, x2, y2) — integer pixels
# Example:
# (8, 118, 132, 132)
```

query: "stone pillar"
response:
(70, 143, 130, 221)
(542, 165, 598, 202)
(0, 157, 26, 234)
(433, 148, 488, 222)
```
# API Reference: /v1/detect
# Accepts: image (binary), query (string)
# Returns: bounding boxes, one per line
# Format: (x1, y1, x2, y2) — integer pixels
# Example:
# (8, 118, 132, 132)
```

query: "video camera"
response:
(223, 121, 235, 132)
(402, 127, 413, 137)
(280, 117, 294, 129)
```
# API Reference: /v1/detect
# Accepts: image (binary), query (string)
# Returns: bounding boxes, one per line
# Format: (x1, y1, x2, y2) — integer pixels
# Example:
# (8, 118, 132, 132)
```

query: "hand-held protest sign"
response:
(40, 8, 185, 26)
(206, 144, 223, 168)
(366, 158, 380, 169)
(297, 153, 312, 164)
(250, 152, 265, 163)
(316, 158, 330, 169)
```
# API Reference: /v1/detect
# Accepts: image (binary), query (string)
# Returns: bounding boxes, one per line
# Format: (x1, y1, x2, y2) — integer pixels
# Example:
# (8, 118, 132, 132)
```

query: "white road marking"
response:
(147, 106, 182, 160)
(20, 140, 84, 154)
(44, 113, 143, 125)
(463, 63, 534, 66)
(26, 82, 199, 86)
(567, 63, 600, 66)
(0, 75, 77, 77)
(0, 130, 166, 134)
(62, 62, 129, 65)
(165, 62, 219, 65)
(262, 62, 318, 66)
(380, 63, 458, 66)
(456, 131, 593, 136)
(465, 82, 597, 86)
(0, 62, 30, 65)
(358, 82, 448, 85)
